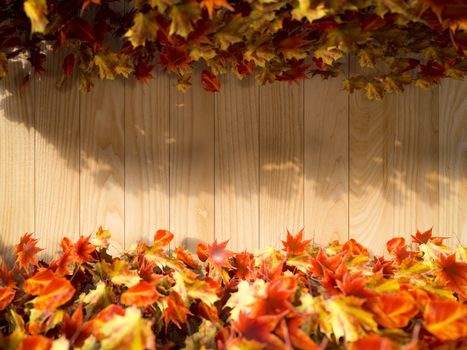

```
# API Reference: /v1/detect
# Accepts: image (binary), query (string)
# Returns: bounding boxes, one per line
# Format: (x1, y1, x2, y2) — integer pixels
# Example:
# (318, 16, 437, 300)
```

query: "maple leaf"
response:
(310, 249, 343, 278)
(153, 229, 174, 249)
(386, 237, 413, 264)
(325, 295, 378, 342)
(17, 335, 52, 350)
(91, 226, 111, 249)
(15, 233, 43, 271)
(252, 276, 296, 316)
(200, 0, 233, 19)
(121, 281, 159, 307)
(201, 70, 221, 92)
(23, 0, 48, 33)
(169, 2, 201, 38)
(367, 292, 419, 328)
(94, 51, 133, 80)
(62, 54, 75, 77)
(73, 235, 96, 264)
(205, 239, 234, 270)
(0, 259, 17, 288)
(233, 312, 284, 346)
(336, 272, 375, 298)
(97, 306, 156, 350)
(435, 253, 467, 298)
(23, 269, 56, 295)
(276, 34, 310, 60)
(348, 334, 397, 350)
(134, 59, 155, 84)
(424, 299, 467, 340)
(125, 11, 159, 48)
(233, 252, 255, 280)
(372, 256, 394, 276)
(32, 277, 75, 311)
(163, 291, 192, 329)
(174, 246, 200, 269)
(276, 317, 318, 350)
(281, 229, 311, 256)
(342, 239, 369, 256)
(411, 228, 448, 245)
(62, 304, 92, 347)
(0, 287, 15, 311)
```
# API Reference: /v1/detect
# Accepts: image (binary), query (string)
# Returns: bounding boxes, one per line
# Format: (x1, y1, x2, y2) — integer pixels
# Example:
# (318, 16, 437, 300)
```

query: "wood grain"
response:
(304, 75, 348, 245)
(170, 76, 215, 250)
(0, 62, 35, 263)
(125, 74, 170, 246)
(35, 51, 80, 256)
(391, 86, 439, 238)
(215, 76, 259, 250)
(349, 86, 396, 255)
(259, 82, 304, 247)
(439, 79, 467, 246)
(80, 79, 125, 255)
(350, 67, 439, 255)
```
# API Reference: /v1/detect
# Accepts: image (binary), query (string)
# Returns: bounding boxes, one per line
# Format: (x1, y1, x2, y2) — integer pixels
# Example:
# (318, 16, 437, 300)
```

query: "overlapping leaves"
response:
(0, 0, 465, 98)
(0, 228, 466, 349)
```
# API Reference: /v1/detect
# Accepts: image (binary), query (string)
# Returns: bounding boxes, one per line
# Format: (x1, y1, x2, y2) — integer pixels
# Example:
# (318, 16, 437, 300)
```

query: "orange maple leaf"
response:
(164, 291, 192, 329)
(281, 229, 311, 256)
(73, 235, 96, 264)
(18, 335, 52, 350)
(253, 276, 296, 316)
(153, 229, 174, 249)
(62, 304, 93, 347)
(435, 253, 467, 298)
(206, 239, 234, 270)
(424, 299, 467, 340)
(368, 292, 419, 328)
(121, 281, 159, 307)
(33, 277, 75, 311)
(342, 238, 369, 256)
(23, 268, 56, 295)
(200, 0, 233, 19)
(411, 228, 448, 245)
(0, 259, 17, 288)
(15, 232, 43, 271)
(233, 312, 285, 347)
(0, 287, 15, 311)
(348, 334, 397, 350)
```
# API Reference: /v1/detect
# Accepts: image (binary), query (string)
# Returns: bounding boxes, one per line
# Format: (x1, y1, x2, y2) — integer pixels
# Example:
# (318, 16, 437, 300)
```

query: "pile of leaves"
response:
(0, 228, 466, 349)
(0, 0, 466, 99)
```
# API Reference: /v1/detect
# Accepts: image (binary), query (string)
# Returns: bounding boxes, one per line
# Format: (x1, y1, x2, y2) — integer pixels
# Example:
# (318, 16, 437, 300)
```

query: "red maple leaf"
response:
(62, 304, 92, 347)
(233, 312, 283, 345)
(153, 229, 174, 249)
(310, 249, 343, 278)
(164, 291, 192, 329)
(73, 235, 96, 264)
(276, 317, 318, 350)
(343, 239, 369, 256)
(336, 271, 375, 298)
(201, 70, 221, 92)
(372, 256, 394, 276)
(233, 252, 255, 280)
(281, 229, 311, 256)
(0, 287, 15, 311)
(436, 253, 467, 299)
(411, 228, 448, 245)
(253, 276, 296, 316)
(386, 237, 413, 264)
(15, 233, 43, 271)
(205, 239, 234, 270)
(121, 281, 159, 307)
(0, 259, 17, 288)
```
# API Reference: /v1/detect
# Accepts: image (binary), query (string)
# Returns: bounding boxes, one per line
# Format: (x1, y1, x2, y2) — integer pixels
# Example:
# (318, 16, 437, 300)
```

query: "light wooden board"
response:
(350, 71, 439, 255)
(259, 82, 304, 247)
(0, 62, 35, 263)
(215, 76, 259, 250)
(125, 74, 170, 246)
(439, 79, 467, 246)
(80, 79, 125, 255)
(304, 75, 349, 245)
(35, 51, 80, 257)
(391, 86, 439, 239)
(170, 75, 215, 250)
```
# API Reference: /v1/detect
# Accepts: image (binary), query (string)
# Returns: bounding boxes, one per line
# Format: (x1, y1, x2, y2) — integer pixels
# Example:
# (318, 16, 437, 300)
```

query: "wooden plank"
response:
(0, 62, 35, 263)
(170, 76, 215, 250)
(80, 79, 125, 255)
(35, 52, 80, 256)
(349, 81, 395, 254)
(215, 76, 259, 250)
(304, 75, 348, 245)
(125, 74, 170, 246)
(350, 61, 439, 254)
(259, 82, 304, 247)
(392, 86, 439, 238)
(439, 79, 467, 246)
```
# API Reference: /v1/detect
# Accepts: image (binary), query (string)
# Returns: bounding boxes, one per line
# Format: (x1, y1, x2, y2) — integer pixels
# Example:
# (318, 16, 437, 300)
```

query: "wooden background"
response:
(1, 57, 466, 260)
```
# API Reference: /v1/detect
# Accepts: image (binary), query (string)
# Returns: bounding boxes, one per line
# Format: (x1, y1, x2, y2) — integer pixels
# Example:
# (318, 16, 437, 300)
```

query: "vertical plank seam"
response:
(214, 86, 217, 242)
(78, 71, 81, 239)
(34, 65, 37, 238)
(347, 55, 350, 241)
(168, 76, 172, 249)
(123, 78, 126, 249)
(258, 83, 261, 247)
(301, 81, 306, 234)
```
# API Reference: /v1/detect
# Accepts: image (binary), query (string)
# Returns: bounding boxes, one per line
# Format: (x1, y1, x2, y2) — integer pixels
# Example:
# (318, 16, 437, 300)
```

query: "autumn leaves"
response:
(0, 228, 466, 349)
